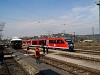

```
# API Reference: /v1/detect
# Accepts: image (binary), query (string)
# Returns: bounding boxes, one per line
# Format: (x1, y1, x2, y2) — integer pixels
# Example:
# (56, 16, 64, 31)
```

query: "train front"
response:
(64, 38, 74, 51)
(11, 38, 22, 49)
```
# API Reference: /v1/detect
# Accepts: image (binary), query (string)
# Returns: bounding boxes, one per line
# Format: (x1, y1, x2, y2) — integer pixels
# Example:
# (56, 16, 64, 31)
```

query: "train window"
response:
(32, 41, 37, 45)
(39, 41, 41, 45)
(65, 39, 73, 44)
(57, 40, 64, 44)
(49, 40, 53, 43)
(49, 40, 56, 43)
(39, 40, 46, 45)
(11, 40, 22, 44)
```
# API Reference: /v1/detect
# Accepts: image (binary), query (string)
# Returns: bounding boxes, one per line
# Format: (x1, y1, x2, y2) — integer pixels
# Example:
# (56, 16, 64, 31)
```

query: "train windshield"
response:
(15, 41, 22, 44)
(65, 39, 73, 44)
(11, 40, 22, 44)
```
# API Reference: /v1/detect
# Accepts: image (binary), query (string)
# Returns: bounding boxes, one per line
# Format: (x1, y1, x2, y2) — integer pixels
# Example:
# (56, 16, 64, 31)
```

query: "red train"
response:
(22, 37, 74, 51)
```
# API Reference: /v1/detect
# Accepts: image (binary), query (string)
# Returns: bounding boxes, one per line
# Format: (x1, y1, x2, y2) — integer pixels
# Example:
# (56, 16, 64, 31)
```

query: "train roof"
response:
(24, 37, 72, 41)
(30, 37, 68, 40)
(11, 38, 22, 41)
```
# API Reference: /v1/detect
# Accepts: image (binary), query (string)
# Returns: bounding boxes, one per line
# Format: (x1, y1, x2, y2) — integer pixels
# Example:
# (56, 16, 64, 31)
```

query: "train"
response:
(22, 37, 74, 51)
(11, 38, 22, 49)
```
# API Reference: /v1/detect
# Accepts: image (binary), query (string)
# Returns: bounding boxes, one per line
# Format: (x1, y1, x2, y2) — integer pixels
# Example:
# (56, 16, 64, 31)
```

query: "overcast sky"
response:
(0, 0, 99, 39)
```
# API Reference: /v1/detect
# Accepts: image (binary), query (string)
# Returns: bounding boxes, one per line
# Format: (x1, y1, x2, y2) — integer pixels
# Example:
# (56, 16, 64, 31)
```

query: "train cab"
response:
(11, 38, 22, 49)
(64, 37, 74, 51)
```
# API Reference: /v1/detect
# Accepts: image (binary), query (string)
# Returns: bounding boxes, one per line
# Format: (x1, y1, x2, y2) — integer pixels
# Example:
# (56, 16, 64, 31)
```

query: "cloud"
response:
(59, 5, 99, 34)
(3, 4, 99, 39)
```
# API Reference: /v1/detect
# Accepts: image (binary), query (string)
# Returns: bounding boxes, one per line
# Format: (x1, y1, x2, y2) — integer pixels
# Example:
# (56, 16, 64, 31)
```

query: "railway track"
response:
(14, 48, 100, 75)
(28, 53, 100, 75)
(75, 46, 100, 55)
(0, 62, 10, 75)
(75, 49, 100, 55)
(4, 57, 28, 75)
(28, 55, 100, 75)
(56, 53, 100, 62)
(2, 48, 29, 75)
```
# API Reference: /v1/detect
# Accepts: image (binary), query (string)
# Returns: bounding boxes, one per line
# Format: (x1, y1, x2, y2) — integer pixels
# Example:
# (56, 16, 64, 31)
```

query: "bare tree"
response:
(0, 22, 5, 40)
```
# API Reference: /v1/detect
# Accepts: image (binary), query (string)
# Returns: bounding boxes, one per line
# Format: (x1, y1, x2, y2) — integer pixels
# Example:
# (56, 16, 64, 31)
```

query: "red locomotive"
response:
(22, 37, 74, 51)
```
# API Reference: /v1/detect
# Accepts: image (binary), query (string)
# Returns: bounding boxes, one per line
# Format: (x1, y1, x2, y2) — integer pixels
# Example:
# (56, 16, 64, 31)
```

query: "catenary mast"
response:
(96, 0, 100, 34)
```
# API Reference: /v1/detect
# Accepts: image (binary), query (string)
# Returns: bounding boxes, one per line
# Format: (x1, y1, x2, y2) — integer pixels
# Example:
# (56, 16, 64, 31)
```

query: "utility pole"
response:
(74, 32, 75, 43)
(96, 0, 100, 34)
(0, 22, 5, 40)
(47, 28, 51, 37)
(92, 27, 94, 39)
(63, 24, 66, 34)
(92, 27, 94, 35)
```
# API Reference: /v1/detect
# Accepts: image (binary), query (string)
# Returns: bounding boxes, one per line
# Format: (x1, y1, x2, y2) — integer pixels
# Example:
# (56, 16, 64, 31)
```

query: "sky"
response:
(0, 0, 99, 39)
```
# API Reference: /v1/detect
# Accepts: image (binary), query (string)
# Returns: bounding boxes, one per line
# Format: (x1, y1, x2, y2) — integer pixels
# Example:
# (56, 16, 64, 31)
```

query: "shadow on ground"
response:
(35, 69, 61, 75)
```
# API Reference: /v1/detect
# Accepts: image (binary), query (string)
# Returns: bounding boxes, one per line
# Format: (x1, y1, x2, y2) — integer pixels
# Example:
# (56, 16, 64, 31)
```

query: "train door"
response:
(46, 40, 49, 47)
(32, 40, 38, 46)
(39, 40, 46, 47)
(27, 40, 32, 46)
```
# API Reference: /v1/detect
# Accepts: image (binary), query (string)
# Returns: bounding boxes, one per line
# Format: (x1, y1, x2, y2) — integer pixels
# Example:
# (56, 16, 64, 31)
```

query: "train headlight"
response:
(70, 44, 73, 46)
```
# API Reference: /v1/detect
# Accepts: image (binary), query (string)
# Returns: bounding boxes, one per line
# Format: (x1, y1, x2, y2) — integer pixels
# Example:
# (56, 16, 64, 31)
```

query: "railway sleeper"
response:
(41, 56, 100, 75)
(57, 53, 100, 62)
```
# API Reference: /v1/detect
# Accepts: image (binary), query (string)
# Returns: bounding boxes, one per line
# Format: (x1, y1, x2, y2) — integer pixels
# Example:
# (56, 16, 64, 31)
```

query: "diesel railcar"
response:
(22, 37, 74, 51)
